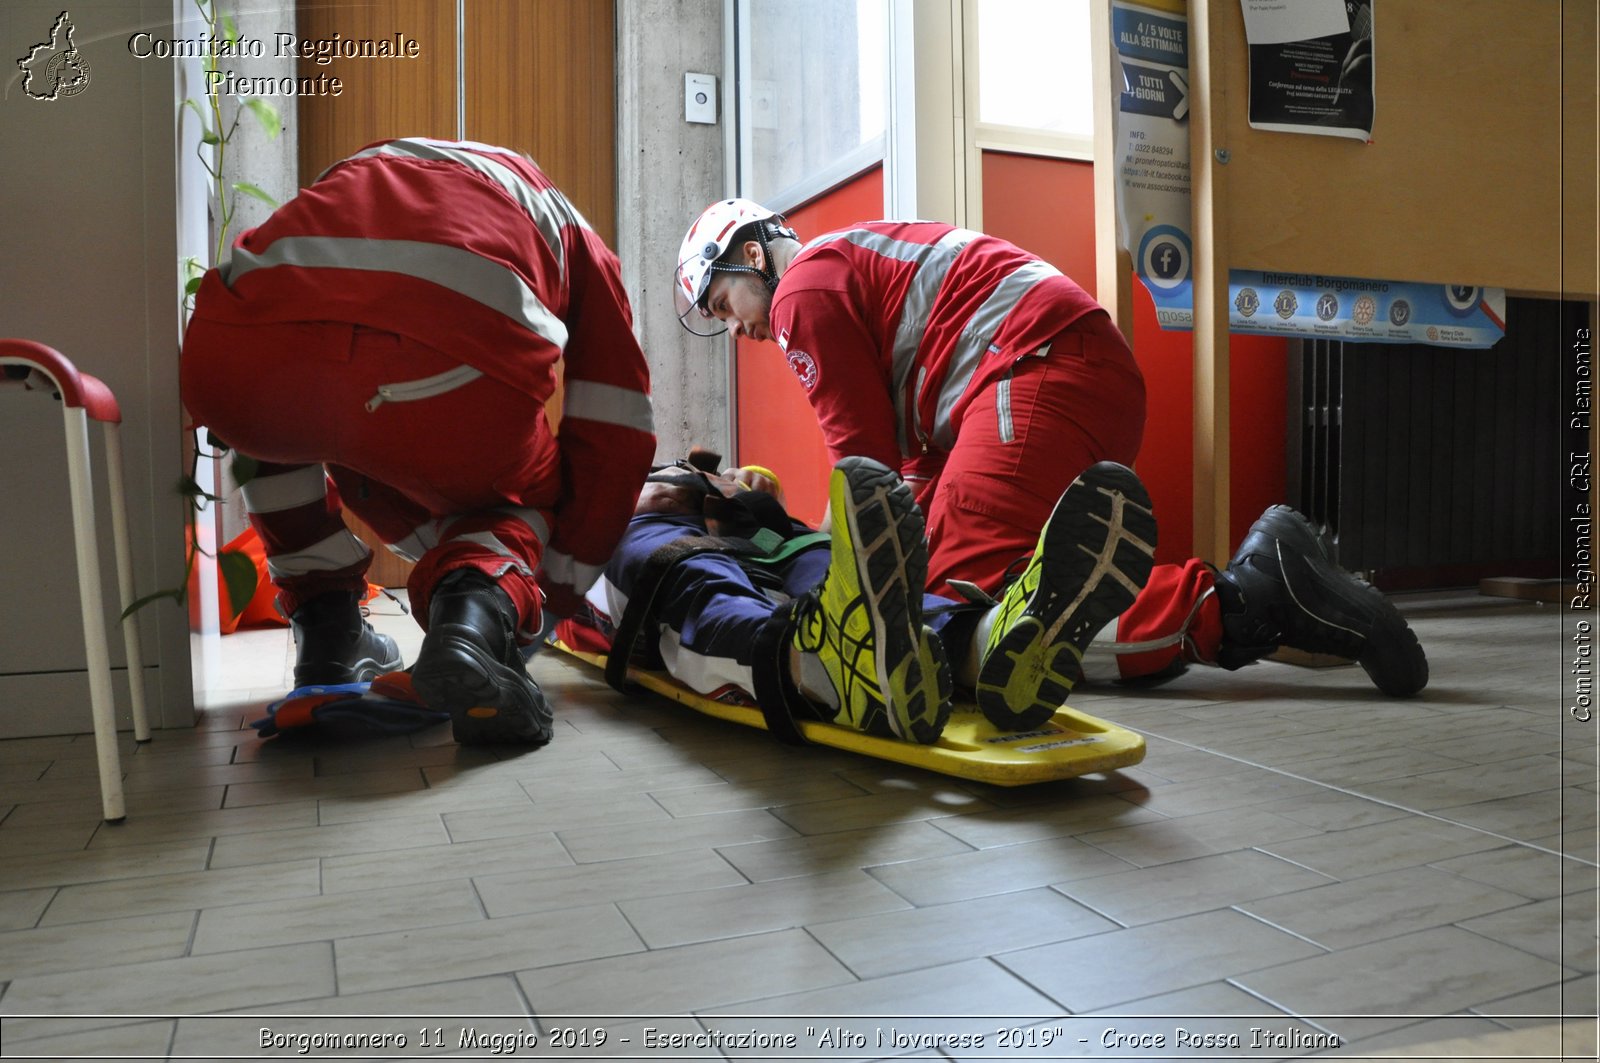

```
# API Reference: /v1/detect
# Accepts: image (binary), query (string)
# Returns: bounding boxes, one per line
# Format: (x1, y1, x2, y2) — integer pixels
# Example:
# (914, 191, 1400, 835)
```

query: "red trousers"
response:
(181, 320, 557, 637)
(911, 312, 1228, 681)
(914, 310, 1146, 598)
(1104, 558, 1226, 678)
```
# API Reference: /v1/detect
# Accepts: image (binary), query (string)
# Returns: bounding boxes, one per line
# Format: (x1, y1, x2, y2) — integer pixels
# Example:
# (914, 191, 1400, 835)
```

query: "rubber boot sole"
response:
(976, 463, 1158, 730)
(1251, 507, 1429, 697)
(835, 457, 953, 744)
(411, 631, 553, 746)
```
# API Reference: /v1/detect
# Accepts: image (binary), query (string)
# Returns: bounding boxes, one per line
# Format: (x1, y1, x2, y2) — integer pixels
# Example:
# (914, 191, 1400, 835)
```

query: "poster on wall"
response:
(1111, 0, 1492, 349)
(1111, 0, 1195, 331)
(1240, 0, 1375, 140)
(1227, 272, 1505, 348)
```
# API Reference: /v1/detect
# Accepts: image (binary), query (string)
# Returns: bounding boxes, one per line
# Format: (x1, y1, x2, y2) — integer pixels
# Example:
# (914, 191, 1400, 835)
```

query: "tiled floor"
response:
(1, 590, 1596, 1060)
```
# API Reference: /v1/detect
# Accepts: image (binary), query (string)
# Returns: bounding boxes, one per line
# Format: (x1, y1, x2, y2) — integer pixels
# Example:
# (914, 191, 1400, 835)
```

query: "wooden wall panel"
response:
(466, 0, 617, 246)
(1203, 0, 1597, 299)
(296, 1, 458, 183)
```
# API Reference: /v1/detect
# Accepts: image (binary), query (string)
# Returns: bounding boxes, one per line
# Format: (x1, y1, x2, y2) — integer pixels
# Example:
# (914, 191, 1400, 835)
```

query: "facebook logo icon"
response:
(1150, 241, 1183, 280)
(1137, 226, 1190, 294)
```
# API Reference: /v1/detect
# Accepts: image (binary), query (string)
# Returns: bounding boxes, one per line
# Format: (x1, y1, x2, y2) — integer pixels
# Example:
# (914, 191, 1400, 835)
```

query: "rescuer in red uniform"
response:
(673, 200, 1427, 726)
(183, 138, 656, 745)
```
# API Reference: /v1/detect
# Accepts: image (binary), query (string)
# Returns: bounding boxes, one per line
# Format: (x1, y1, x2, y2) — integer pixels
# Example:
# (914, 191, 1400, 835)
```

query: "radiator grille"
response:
(1288, 298, 1574, 577)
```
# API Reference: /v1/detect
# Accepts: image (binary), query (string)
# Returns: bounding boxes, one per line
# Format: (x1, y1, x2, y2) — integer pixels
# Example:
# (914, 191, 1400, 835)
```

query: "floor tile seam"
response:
(2, 937, 341, 1001)
(987, 936, 1305, 1020)
(1465, 976, 1600, 1020)
(1126, 726, 1600, 870)
(188, 901, 512, 957)
(0, 855, 217, 895)
(1446, 908, 1600, 975)
(1224, 884, 1553, 956)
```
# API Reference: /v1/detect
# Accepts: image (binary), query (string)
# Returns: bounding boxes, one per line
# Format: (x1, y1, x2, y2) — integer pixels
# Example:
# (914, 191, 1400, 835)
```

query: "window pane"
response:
(741, 0, 886, 206)
(977, 0, 1093, 137)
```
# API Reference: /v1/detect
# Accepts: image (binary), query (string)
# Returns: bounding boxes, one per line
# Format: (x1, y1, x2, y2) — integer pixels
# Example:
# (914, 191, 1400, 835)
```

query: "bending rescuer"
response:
(183, 137, 656, 746)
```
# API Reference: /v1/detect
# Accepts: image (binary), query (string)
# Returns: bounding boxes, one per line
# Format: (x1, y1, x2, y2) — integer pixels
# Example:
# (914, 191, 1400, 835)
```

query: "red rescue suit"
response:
(181, 138, 656, 635)
(768, 221, 1145, 594)
(767, 221, 1227, 680)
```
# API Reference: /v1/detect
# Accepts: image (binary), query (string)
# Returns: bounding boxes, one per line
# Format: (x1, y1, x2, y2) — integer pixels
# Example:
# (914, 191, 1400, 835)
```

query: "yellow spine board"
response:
(555, 643, 1145, 786)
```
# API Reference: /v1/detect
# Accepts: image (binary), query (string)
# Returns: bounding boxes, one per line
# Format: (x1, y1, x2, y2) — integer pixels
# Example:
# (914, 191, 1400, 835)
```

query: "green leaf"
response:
(242, 97, 282, 141)
(221, 14, 239, 47)
(121, 587, 183, 620)
(184, 275, 205, 296)
(200, 129, 221, 146)
(232, 181, 278, 208)
(183, 255, 206, 280)
(177, 475, 221, 503)
(230, 453, 259, 487)
(218, 549, 259, 617)
(183, 98, 212, 139)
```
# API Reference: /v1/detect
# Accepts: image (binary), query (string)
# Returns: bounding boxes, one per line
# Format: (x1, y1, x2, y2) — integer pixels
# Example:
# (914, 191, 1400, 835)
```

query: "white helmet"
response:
(673, 198, 795, 336)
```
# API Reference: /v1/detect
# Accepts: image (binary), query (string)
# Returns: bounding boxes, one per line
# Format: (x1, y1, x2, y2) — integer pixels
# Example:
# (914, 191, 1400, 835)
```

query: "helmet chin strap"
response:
(707, 219, 793, 299)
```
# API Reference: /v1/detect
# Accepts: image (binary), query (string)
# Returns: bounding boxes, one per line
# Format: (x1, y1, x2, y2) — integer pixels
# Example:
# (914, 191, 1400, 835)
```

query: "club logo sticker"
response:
(1444, 285, 1481, 317)
(1234, 287, 1260, 318)
(1315, 292, 1339, 321)
(1274, 290, 1299, 320)
(1351, 294, 1377, 326)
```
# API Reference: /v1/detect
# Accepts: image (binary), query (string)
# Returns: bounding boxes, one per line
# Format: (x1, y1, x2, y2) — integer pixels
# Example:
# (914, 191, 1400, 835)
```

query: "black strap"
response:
(604, 534, 817, 747)
(749, 601, 810, 745)
(604, 534, 764, 693)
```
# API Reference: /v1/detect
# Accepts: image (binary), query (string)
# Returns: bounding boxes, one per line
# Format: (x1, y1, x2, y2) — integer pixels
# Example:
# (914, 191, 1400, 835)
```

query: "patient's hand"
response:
(635, 479, 703, 516)
(634, 466, 782, 517)
(720, 465, 782, 501)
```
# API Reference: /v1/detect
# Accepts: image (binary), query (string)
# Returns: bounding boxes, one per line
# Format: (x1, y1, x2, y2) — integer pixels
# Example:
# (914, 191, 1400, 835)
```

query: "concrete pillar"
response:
(616, 0, 729, 462)
(218, 2, 299, 236)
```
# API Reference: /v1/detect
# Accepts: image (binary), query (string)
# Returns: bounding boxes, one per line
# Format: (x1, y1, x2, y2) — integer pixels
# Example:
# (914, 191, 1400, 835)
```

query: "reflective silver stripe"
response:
(562, 380, 655, 434)
(343, 138, 591, 282)
(265, 528, 371, 579)
(996, 375, 1015, 444)
(388, 520, 441, 563)
(240, 465, 327, 515)
(472, 506, 551, 551)
(541, 547, 605, 594)
(221, 236, 570, 352)
(931, 259, 1062, 450)
(448, 531, 534, 576)
(388, 507, 549, 564)
(806, 227, 979, 454)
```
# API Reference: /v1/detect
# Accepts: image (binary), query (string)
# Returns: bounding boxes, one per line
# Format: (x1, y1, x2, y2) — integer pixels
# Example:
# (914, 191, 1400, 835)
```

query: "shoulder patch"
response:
(785, 349, 818, 390)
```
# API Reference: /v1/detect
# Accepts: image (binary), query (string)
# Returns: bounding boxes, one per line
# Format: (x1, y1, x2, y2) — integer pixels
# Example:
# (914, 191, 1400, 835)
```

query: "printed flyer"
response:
(1111, 0, 1194, 329)
(1241, 0, 1375, 139)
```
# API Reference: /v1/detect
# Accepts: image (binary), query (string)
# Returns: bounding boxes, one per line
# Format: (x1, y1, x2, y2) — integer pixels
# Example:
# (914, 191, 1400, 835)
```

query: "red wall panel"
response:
(979, 151, 1287, 562)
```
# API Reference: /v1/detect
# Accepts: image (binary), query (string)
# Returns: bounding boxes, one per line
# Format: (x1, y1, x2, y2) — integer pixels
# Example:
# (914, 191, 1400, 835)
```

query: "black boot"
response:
(290, 590, 402, 688)
(410, 570, 552, 745)
(1214, 506, 1428, 697)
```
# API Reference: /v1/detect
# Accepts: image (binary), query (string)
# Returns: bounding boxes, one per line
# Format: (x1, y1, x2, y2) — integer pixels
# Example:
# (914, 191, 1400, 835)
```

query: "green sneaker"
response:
(975, 462, 1158, 730)
(791, 457, 952, 744)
